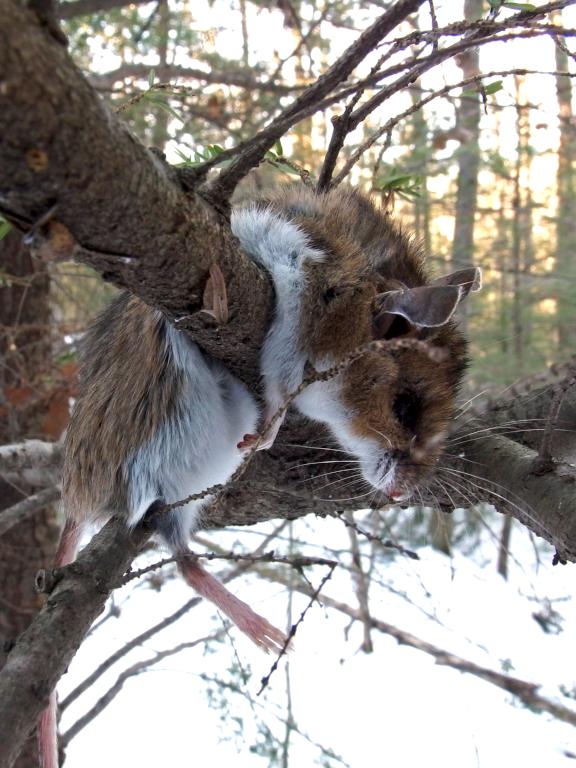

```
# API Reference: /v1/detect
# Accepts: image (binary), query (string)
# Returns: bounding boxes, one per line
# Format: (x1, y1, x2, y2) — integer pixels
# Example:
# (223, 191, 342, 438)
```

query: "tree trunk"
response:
(0, 231, 60, 768)
(553, 9, 576, 352)
(151, 0, 170, 151)
(511, 76, 533, 376)
(410, 81, 432, 256)
(451, 0, 483, 330)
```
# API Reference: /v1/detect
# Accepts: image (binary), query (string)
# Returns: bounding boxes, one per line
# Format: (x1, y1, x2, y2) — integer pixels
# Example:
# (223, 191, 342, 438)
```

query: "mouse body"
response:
(63, 293, 259, 553)
(62, 183, 481, 599)
(232, 185, 480, 499)
(41, 184, 479, 768)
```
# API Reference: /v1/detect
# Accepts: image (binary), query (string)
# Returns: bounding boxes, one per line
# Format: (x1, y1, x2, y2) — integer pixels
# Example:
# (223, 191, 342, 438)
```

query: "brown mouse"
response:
(39, 184, 479, 768)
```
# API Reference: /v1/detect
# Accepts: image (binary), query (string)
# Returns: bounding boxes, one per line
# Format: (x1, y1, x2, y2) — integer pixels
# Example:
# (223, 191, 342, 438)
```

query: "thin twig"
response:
(332, 68, 576, 187)
(264, 570, 576, 728)
(345, 511, 373, 652)
(121, 550, 338, 586)
(61, 522, 289, 712)
(258, 563, 337, 695)
(0, 487, 61, 537)
(331, 511, 420, 560)
(61, 630, 226, 746)
(205, 0, 426, 202)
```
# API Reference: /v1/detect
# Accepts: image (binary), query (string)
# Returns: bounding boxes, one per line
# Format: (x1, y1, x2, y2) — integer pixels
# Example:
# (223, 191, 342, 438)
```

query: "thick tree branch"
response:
(0, 0, 273, 381)
(476, 385, 576, 464)
(443, 432, 576, 560)
(0, 439, 62, 473)
(0, 410, 574, 763)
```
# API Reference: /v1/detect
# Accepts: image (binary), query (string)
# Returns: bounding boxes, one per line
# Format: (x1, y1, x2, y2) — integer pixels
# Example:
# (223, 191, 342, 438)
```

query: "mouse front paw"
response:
(237, 432, 275, 453)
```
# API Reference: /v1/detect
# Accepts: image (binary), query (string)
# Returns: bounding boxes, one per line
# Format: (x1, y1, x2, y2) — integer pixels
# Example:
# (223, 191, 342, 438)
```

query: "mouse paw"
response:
(237, 433, 258, 452)
(237, 432, 275, 453)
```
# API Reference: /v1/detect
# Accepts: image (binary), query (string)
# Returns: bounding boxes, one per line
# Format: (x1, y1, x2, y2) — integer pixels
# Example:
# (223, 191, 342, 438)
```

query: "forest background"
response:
(1, 0, 576, 766)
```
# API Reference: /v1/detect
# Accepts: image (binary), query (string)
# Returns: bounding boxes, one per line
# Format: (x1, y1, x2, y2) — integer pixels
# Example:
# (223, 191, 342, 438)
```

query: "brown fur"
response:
(253, 185, 469, 495)
(62, 294, 183, 519)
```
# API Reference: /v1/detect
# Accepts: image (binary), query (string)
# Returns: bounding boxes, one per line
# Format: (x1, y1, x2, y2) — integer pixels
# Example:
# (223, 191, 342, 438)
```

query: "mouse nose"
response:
(389, 449, 409, 463)
(388, 487, 412, 502)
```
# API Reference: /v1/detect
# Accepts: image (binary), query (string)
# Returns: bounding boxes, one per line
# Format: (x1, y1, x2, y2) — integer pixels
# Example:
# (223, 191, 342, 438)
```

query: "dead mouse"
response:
(39, 184, 480, 768)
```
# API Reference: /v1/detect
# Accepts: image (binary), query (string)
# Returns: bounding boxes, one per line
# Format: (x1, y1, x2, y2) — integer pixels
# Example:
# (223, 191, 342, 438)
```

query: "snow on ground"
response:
(60, 513, 576, 767)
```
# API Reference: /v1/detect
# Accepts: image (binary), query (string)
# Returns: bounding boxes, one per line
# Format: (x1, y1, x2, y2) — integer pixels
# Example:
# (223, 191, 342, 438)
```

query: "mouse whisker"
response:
(314, 472, 366, 492)
(288, 459, 357, 471)
(277, 442, 355, 455)
(454, 388, 495, 418)
(449, 426, 576, 450)
(436, 466, 547, 537)
(366, 425, 392, 449)
(297, 467, 362, 485)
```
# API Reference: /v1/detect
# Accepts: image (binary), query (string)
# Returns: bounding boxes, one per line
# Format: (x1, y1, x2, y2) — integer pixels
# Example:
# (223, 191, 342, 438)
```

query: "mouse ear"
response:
(373, 284, 462, 340)
(431, 266, 482, 299)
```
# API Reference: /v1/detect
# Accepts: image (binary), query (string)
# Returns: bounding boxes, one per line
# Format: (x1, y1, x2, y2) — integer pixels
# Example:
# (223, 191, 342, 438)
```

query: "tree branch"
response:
(0, 487, 61, 537)
(444, 431, 576, 560)
(319, 3, 573, 188)
(61, 631, 226, 747)
(205, 0, 427, 201)
(60, 521, 288, 711)
(0, 0, 274, 381)
(0, 439, 62, 473)
(88, 63, 304, 93)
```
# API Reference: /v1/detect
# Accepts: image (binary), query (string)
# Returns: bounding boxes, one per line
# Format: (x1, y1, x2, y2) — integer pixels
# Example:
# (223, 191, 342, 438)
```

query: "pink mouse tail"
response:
(37, 518, 83, 768)
(38, 697, 58, 768)
(179, 557, 287, 653)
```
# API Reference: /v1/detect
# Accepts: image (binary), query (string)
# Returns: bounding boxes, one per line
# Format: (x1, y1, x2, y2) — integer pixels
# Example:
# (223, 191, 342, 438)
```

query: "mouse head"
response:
(297, 267, 481, 501)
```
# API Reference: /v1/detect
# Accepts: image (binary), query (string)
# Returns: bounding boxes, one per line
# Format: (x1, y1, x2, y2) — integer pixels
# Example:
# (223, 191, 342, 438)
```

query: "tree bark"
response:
(0, 0, 274, 384)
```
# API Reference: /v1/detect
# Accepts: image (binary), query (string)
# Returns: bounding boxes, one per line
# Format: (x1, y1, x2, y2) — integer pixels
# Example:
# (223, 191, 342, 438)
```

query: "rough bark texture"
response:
(480, 382, 576, 464)
(451, 433, 576, 560)
(0, 517, 151, 768)
(0, 0, 273, 383)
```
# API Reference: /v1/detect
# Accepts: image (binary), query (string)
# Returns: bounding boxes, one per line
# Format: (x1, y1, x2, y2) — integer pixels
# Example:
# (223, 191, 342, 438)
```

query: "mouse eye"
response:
(393, 390, 421, 432)
(323, 287, 339, 303)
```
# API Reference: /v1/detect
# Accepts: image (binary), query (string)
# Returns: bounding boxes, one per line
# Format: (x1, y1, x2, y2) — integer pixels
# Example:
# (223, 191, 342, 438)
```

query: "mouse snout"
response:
(379, 444, 435, 500)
